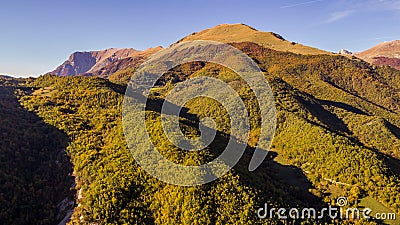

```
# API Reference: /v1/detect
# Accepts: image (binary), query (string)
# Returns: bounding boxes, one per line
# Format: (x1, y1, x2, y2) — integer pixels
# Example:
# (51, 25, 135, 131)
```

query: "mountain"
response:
(356, 40, 400, 60)
(104, 24, 332, 84)
(51, 47, 162, 77)
(354, 40, 400, 70)
(177, 24, 329, 55)
(51, 48, 138, 76)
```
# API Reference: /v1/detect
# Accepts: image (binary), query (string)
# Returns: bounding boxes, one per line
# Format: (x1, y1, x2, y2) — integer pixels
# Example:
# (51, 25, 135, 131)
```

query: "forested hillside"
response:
(0, 76, 73, 225)
(19, 75, 327, 224)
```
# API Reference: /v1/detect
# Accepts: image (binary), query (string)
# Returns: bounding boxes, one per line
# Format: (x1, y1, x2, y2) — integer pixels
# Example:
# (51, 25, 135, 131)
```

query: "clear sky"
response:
(1, 0, 400, 77)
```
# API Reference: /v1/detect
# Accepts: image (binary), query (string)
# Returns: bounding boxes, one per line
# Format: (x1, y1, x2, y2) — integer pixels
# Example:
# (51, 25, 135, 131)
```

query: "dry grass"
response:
(179, 24, 329, 55)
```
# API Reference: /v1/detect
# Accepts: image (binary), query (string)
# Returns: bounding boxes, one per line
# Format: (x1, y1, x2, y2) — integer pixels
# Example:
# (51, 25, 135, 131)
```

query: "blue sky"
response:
(1, 0, 400, 77)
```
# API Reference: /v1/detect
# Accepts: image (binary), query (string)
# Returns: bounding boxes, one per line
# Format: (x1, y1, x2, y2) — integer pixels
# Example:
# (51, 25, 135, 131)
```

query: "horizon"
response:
(1, 0, 400, 77)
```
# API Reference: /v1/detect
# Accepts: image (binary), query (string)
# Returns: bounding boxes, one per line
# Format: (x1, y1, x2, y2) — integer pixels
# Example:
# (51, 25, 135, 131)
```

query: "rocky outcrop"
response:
(52, 52, 97, 76)
(51, 47, 162, 77)
(338, 49, 352, 55)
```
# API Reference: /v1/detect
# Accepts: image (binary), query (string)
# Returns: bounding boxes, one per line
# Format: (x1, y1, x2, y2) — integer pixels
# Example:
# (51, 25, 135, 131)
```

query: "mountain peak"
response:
(213, 23, 258, 31)
(380, 40, 400, 46)
(352, 40, 400, 70)
(338, 49, 353, 55)
(355, 40, 400, 60)
(51, 47, 162, 77)
(178, 23, 327, 55)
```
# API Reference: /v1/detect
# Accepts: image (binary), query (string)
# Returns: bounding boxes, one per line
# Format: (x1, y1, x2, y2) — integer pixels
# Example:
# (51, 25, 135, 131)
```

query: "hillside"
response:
(51, 24, 331, 81)
(19, 75, 323, 225)
(0, 77, 73, 225)
(11, 43, 399, 224)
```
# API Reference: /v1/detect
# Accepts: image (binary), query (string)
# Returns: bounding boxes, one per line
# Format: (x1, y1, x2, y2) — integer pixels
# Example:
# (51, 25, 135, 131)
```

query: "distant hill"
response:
(0, 75, 11, 78)
(353, 40, 400, 70)
(176, 24, 329, 55)
(355, 40, 400, 60)
(50, 47, 162, 77)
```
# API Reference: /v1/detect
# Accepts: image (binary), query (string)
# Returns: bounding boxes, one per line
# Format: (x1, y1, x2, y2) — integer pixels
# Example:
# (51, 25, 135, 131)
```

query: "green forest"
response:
(1, 41, 400, 224)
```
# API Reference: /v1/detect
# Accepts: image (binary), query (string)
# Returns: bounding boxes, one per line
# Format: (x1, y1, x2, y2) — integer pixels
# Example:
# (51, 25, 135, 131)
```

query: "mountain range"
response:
(51, 24, 400, 78)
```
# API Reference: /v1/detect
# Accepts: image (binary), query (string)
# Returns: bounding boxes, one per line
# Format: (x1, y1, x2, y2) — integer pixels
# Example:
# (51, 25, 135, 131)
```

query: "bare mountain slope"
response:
(51, 47, 162, 77)
(355, 40, 400, 60)
(177, 24, 329, 55)
(51, 24, 328, 79)
(354, 40, 400, 70)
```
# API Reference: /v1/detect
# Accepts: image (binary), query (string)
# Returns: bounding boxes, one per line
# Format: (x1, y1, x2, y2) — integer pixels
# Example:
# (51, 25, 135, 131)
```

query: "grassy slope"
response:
(178, 24, 329, 55)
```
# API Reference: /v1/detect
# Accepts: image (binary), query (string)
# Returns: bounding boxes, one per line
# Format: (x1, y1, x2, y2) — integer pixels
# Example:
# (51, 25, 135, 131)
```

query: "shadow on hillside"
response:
(382, 120, 400, 175)
(107, 80, 127, 94)
(125, 89, 329, 212)
(296, 94, 352, 135)
(0, 85, 74, 225)
(385, 120, 400, 140)
(126, 89, 201, 124)
(236, 149, 327, 209)
(324, 80, 398, 114)
(319, 99, 368, 115)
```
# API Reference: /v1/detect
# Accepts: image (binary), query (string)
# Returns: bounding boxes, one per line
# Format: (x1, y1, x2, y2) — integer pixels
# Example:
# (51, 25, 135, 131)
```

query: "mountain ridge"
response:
(355, 40, 400, 70)
(339, 40, 400, 70)
(355, 40, 400, 60)
(51, 46, 163, 77)
(50, 23, 330, 79)
(48, 25, 400, 78)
